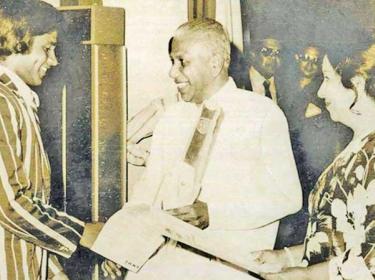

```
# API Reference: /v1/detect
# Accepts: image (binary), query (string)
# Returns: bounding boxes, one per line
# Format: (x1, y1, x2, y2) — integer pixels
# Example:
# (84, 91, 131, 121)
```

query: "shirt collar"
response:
(0, 64, 40, 110)
(250, 66, 275, 85)
(206, 77, 237, 105)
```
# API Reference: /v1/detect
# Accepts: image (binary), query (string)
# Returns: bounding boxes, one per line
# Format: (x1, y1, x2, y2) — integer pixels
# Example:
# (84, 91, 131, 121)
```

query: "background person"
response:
(248, 38, 282, 103)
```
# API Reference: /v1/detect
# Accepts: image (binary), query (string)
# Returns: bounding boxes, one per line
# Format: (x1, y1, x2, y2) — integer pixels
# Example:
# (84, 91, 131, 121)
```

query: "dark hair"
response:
(168, 37, 174, 55)
(295, 44, 322, 60)
(336, 44, 375, 103)
(0, 0, 64, 37)
(0, 11, 31, 58)
(250, 38, 282, 53)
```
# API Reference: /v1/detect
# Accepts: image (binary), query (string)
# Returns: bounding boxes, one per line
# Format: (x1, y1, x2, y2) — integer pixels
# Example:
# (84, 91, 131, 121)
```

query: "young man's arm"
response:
(0, 90, 98, 258)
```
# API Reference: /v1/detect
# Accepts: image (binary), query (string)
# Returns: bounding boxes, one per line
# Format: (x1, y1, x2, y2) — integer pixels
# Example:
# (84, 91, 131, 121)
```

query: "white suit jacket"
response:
(131, 78, 302, 254)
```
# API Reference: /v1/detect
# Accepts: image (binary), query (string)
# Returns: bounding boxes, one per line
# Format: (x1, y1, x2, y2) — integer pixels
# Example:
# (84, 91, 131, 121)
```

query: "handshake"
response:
(77, 201, 209, 279)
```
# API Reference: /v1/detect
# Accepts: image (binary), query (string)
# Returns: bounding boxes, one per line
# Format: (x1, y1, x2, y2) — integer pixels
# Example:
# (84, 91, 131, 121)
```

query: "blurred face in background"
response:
(252, 38, 281, 79)
(296, 46, 321, 79)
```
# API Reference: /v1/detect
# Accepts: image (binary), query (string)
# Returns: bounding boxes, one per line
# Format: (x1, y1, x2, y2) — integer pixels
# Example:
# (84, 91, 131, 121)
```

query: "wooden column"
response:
(61, 0, 102, 6)
(188, 0, 216, 20)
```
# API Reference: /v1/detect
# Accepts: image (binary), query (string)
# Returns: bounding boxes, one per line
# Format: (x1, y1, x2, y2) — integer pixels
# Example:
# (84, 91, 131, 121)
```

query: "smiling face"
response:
(317, 56, 356, 123)
(14, 31, 58, 86)
(169, 32, 214, 104)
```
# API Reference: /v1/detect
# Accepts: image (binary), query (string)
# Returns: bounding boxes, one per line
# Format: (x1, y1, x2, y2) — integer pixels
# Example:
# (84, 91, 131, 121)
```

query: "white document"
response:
(91, 204, 262, 274)
(153, 210, 261, 273)
(91, 204, 165, 272)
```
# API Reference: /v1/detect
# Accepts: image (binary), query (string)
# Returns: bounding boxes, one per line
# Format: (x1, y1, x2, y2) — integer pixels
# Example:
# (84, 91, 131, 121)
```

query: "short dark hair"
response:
(168, 37, 174, 55)
(250, 38, 281, 53)
(336, 44, 375, 102)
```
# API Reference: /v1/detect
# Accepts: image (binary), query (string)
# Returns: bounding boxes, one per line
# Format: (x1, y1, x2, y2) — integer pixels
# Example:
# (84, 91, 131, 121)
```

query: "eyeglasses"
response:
(296, 54, 319, 63)
(259, 47, 280, 57)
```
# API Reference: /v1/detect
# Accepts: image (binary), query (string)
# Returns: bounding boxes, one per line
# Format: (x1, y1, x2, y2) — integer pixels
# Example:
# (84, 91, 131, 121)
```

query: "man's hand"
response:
(250, 249, 288, 274)
(166, 200, 209, 229)
(101, 260, 122, 279)
(127, 143, 150, 166)
(80, 222, 104, 249)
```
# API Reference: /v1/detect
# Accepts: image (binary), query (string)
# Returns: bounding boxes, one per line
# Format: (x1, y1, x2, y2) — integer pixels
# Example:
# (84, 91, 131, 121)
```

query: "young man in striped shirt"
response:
(0, 1, 105, 279)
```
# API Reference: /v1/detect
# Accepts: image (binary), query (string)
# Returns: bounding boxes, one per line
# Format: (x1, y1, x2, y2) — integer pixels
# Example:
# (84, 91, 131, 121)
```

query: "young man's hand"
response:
(101, 260, 123, 279)
(79, 222, 104, 249)
(50, 271, 69, 280)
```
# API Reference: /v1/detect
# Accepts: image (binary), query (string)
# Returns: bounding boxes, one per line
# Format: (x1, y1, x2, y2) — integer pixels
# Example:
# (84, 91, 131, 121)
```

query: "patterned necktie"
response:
(263, 80, 272, 99)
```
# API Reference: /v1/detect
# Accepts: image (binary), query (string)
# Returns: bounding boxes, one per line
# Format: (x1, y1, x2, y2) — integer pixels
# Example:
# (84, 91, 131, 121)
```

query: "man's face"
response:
(296, 47, 321, 78)
(169, 33, 214, 104)
(252, 38, 281, 79)
(16, 31, 58, 86)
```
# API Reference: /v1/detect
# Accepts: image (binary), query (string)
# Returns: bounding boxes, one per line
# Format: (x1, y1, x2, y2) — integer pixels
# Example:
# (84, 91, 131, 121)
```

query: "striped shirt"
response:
(0, 65, 85, 279)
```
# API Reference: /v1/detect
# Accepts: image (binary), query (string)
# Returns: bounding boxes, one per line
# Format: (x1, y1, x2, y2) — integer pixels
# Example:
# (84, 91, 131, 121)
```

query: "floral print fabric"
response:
(303, 132, 375, 278)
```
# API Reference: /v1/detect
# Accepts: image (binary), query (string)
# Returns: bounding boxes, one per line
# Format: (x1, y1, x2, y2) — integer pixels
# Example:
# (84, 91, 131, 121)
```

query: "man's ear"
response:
(49, 30, 58, 40)
(351, 75, 366, 97)
(0, 53, 17, 71)
(210, 53, 224, 77)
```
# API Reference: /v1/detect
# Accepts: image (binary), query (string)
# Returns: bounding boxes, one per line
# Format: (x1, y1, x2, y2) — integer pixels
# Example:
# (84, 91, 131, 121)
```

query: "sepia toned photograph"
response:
(0, 0, 374, 279)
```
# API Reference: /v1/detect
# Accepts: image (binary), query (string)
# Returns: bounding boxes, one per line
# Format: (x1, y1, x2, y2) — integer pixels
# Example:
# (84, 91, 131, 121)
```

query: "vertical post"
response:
(57, 4, 125, 279)
(90, 40, 100, 280)
(188, 0, 216, 20)
(62, 85, 67, 212)
(91, 44, 100, 223)
(61, 0, 102, 5)
(79, 0, 102, 5)
(122, 47, 128, 205)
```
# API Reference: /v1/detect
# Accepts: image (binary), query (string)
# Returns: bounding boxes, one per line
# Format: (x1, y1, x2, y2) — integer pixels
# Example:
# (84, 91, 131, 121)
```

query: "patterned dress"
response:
(303, 131, 375, 279)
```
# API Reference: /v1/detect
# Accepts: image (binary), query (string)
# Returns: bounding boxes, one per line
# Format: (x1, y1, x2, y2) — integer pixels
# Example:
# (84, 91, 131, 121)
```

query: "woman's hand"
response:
(261, 262, 329, 280)
(260, 267, 306, 280)
(250, 249, 288, 274)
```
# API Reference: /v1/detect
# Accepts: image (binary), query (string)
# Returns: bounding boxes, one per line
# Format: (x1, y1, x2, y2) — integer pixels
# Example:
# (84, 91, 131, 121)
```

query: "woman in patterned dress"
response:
(254, 44, 375, 279)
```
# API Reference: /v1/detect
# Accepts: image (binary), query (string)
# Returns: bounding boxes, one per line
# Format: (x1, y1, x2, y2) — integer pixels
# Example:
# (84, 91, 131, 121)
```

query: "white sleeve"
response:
(129, 113, 166, 205)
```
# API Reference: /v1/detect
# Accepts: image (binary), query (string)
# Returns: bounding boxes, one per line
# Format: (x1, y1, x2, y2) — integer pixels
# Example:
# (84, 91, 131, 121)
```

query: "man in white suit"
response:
(125, 18, 302, 279)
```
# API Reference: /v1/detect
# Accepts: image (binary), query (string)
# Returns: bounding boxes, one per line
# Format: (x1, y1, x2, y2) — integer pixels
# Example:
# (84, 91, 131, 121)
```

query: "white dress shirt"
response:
(128, 77, 302, 279)
(249, 66, 277, 103)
